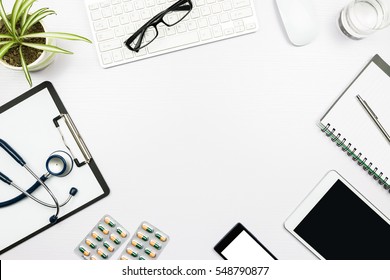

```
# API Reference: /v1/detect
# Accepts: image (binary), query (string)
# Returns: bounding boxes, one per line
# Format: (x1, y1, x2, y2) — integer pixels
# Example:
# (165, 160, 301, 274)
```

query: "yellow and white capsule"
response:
(131, 240, 143, 249)
(110, 234, 121, 244)
(104, 216, 116, 227)
(145, 248, 156, 258)
(98, 224, 109, 235)
(79, 246, 90, 256)
(92, 231, 103, 241)
(97, 248, 108, 259)
(120, 255, 129, 260)
(85, 239, 96, 249)
(126, 248, 138, 258)
(116, 227, 127, 238)
(142, 223, 154, 233)
(150, 240, 162, 250)
(137, 232, 148, 241)
(90, 255, 97, 260)
(155, 232, 167, 242)
(103, 241, 114, 252)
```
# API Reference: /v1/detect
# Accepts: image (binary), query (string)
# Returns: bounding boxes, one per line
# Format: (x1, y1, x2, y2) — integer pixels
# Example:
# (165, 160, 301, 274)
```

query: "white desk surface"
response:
(1, 0, 390, 260)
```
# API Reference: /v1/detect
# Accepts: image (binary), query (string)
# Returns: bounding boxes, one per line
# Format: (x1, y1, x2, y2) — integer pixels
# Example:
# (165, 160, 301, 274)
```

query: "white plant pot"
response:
(0, 22, 57, 72)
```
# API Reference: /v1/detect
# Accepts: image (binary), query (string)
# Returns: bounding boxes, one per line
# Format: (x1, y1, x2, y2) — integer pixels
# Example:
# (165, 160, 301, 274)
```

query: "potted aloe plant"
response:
(0, 0, 91, 86)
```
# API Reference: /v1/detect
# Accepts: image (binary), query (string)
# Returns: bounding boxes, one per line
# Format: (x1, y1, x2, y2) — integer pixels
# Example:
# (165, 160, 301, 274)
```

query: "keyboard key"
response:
(109, 16, 120, 27)
(234, 25, 245, 33)
(187, 20, 197, 30)
(157, 0, 166, 4)
(124, 24, 136, 34)
(196, 0, 205, 6)
(114, 26, 125, 37)
(100, 0, 111, 7)
(135, 48, 147, 57)
(200, 6, 211, 16)
(176, 23, 187, 33)
(212, 25, 223, 37)
(101, 52, 113, 64)
(245, 22, 256, 30)
(232, 0, 250, 9)
(123, 47, 134, 59)
(97, 29, 115, 41)
(140, 9, 151, 20)
(191, 8, 201, 19)
(134, 0, 145, 9)
(94, 19, 109, 31)
(208, 15, 218, 25)
(123, 2, 134, 12)
(166, 26, 176, 36)
(198, 18, 208, 28)
(112, 0, 122, 4)
(99, 39, 122, 52)
(101, 7, 112, 18)
(230, 7, 253, 20)
(224, 27, 234, 35)
(91, 10, 102, 21)
(148, 31, 199, 53)
(130, 12, 141, 21)
(89, 3, 100, 10)
(145, 0, 155, 7)
(112, 5, 123, 15)
(222, 1, 232, 11)
(207, 0, 216, 4)
(199, 28, 212, 40)
(119, 14, 130, 24)
(112, 49, 124, 61)
(212, 4, 222, 14)
(219, 12, 229, 22)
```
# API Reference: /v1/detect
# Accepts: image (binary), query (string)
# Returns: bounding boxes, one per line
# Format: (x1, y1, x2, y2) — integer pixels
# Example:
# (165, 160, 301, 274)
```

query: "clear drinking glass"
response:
(339, 0, 390, 39)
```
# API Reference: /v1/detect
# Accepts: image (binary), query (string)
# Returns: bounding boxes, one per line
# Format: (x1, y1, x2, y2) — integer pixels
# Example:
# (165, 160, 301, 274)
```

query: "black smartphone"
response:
(214, 223, 277, 260)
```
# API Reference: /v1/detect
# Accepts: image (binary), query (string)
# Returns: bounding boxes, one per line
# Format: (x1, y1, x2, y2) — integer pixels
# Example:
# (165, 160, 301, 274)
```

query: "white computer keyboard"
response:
(85, 0, 258, 68)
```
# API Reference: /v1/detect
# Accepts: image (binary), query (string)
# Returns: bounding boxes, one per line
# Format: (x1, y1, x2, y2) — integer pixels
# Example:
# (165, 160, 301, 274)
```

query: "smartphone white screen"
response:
(221, 231, 274, 261)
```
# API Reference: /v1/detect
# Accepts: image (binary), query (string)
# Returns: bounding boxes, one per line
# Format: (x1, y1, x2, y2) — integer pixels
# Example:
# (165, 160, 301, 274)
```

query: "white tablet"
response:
(285, 170, 390, 260)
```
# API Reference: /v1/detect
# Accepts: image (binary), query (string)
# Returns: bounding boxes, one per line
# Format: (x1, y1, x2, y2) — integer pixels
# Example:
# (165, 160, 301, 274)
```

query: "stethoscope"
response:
(0, 139, 78, 224)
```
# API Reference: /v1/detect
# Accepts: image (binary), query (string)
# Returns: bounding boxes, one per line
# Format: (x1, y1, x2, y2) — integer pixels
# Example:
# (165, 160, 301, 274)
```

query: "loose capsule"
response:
(90, 255, 97, 260)
(139, 256, 146, 260)
(150, 240, 162, 250)
(120, 255, 129, 260)
(145, 248, 156, 258)
(103, 241, 114, 252)
(110, 234, 121, 244)
(92, 231, 103, 241)
(104, 216, 116, 227)
(79, 246, 90, 256)
(142, 223, 154, 233)
(97, 248, 108, 259)
(131, 240, 143, 249)
(85, 239, 96, 249)
(126, 248, 138, 258)
(116, 227, 127, 238)
(137, 232, 148, 241)
(98, 224, 109, 234)
(155, 232, 167, 242)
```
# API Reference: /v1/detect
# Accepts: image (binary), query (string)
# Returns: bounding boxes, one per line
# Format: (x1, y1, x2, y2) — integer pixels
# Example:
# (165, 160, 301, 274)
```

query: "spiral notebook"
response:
(319, 55, 390, 189)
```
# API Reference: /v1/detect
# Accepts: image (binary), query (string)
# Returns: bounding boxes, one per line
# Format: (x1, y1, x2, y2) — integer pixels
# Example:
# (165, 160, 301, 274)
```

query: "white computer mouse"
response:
(275, 0, 319, 46)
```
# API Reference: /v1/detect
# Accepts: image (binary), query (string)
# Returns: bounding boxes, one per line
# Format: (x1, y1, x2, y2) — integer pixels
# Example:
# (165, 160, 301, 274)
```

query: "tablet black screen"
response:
(294, 179, 390, 259)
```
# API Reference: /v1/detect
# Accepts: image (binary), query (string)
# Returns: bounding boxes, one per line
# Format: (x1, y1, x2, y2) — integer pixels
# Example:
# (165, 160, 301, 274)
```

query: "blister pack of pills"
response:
(119, 221, 169, 260)
(74, 215, 129, 260)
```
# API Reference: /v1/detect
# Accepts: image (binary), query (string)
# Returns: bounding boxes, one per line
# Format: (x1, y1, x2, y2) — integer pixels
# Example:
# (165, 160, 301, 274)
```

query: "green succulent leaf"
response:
(0, 41, 15, 60)
(20, 0, 37, 27)
(0, 34, 13, 39)
(19, 46, 32, 87)
(21, 42, 73, 54)
(0, 40, 12, 46)
(21, 8, 55, 36)
(21, 32, 92, 43)
(0, 0, 12, 33)
(11, 0, 24, 33)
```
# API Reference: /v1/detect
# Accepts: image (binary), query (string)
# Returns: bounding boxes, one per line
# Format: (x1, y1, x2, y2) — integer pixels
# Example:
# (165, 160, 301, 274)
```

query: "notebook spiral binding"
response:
(320, 123, 390, 190)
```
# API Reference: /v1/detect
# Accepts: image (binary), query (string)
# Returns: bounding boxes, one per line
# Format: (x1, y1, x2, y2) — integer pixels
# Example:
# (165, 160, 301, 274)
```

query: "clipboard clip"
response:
(53, 114, 92, 167)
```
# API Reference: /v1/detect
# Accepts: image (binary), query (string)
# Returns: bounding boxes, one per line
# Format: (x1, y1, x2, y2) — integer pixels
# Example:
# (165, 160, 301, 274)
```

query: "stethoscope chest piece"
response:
(46, 151, 73, 177)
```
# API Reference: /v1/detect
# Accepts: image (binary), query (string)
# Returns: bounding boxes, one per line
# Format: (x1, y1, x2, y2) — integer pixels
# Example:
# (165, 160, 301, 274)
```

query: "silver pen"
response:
(356, 94, 390, 144)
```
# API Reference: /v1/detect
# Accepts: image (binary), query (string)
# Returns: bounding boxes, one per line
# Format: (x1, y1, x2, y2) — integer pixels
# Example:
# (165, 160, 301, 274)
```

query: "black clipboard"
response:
(0, 81, 110, 255)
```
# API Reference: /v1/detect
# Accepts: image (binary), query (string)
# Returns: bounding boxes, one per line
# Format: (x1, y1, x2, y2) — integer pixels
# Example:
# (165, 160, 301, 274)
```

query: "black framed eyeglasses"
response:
(124, 0, 193, 52)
